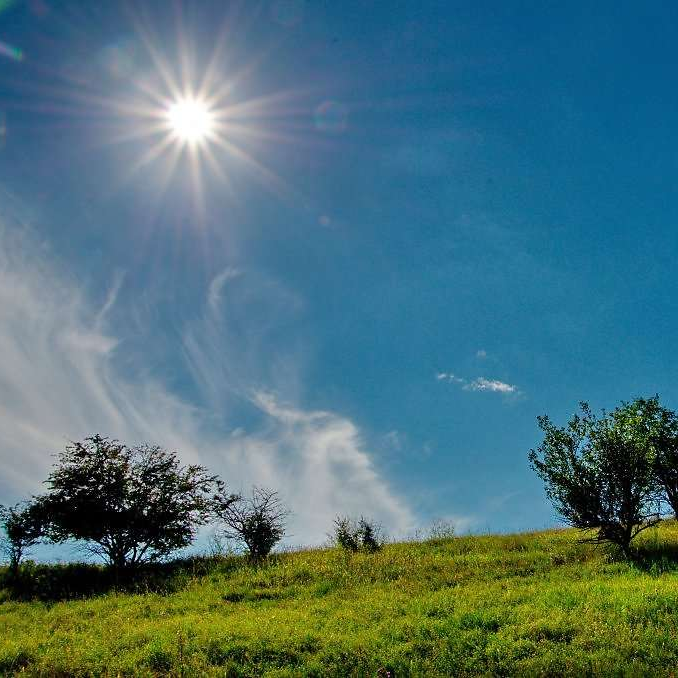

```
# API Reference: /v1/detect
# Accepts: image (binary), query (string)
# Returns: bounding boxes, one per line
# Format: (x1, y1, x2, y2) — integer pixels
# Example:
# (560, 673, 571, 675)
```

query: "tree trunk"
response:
(9, 555, 20, 579)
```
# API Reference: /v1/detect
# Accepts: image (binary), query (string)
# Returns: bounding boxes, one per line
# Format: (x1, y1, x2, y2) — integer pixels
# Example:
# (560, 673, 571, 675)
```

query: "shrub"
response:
(332, 516, 385, 553)
(215, 487, 289, 561)
(333, 517, 360, 552)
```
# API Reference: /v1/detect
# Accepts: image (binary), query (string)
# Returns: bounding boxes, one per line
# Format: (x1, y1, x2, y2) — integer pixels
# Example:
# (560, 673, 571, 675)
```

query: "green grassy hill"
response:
(3, 523, 678, 676)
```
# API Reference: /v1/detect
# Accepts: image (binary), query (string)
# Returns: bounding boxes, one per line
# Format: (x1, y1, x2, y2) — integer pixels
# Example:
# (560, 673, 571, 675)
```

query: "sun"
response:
(166, 97, 214, 143)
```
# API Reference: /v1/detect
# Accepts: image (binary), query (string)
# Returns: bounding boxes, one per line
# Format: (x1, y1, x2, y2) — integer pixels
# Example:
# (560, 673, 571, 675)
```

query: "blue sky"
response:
(1, 0, 678, 545)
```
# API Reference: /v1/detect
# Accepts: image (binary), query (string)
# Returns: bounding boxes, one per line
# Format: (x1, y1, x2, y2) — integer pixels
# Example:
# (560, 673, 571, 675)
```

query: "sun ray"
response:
(129, 9, 181, 101)
(188, 144, 207, 225)
(196, 8, 237, 102)
(210, 135, 295, 202)
(123, 134, 178, 183)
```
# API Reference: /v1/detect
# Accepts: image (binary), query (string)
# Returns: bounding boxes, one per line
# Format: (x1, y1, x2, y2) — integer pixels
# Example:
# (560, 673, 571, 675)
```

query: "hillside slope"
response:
(3, 524, 678, 676)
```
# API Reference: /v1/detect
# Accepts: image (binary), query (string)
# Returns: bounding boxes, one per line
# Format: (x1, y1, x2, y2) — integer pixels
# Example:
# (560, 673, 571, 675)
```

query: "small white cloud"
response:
(464, 377, 517, 394)
(437, 370, 519, 396)
(476, 349, 487, 359)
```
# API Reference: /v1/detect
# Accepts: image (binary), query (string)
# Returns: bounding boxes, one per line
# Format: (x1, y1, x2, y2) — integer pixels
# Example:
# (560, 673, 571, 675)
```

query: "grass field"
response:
(4, 524, 678, 676)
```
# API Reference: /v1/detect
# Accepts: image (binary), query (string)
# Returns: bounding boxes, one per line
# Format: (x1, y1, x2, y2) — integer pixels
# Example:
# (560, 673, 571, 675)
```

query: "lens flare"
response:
(0, 40, 23, 62)
(167, 98, 214, 143)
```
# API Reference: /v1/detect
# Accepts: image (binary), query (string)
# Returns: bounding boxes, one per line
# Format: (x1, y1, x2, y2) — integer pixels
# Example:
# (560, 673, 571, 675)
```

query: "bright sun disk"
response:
(167, 98, 214, 142)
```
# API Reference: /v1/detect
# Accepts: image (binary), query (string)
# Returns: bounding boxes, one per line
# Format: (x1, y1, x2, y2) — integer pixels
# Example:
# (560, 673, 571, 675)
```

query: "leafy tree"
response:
(41, 435, 223, 568)
(529, 400, 662, 557)
(0, 501, 45, 574)
(216, 487, 288, 560)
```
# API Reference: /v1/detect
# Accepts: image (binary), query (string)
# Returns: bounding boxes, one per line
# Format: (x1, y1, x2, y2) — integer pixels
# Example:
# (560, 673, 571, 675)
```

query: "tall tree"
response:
(42, 435, 226, 568)
(529, 400, 661, 557)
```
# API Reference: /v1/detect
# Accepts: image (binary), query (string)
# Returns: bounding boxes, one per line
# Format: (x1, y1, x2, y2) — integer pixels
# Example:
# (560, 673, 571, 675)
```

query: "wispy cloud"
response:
(207, 267, 241, 312)
(463, 377, 517, 394)
(0, 217, 414, 544)
(436, 372, 519, 395)
(246, 392, 412, 540)
(94, 270, 126, 329)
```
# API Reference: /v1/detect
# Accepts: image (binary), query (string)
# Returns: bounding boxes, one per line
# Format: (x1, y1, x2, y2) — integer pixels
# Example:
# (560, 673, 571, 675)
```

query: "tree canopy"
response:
(40, 435, 224, 568)
(529, 399, 663, 556)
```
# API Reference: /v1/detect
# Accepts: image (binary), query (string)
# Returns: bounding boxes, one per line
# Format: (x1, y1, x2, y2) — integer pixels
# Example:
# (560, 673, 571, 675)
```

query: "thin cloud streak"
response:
(207, 267, 241, 312)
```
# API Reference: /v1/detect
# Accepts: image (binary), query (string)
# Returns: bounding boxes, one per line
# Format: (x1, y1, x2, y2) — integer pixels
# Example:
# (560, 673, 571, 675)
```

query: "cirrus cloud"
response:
(0, 215, 414, 547)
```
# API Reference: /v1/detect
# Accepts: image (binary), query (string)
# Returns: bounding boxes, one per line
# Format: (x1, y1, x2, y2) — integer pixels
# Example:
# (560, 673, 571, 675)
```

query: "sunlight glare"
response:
(167, 98, 214, 143)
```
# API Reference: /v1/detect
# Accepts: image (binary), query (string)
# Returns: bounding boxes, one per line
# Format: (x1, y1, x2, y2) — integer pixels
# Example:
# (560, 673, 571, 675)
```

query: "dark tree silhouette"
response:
(529, 400, 662, 557)
(216, 487, 288, 560)
(0, 501, 45, 574)
(41, 435, 224, 568)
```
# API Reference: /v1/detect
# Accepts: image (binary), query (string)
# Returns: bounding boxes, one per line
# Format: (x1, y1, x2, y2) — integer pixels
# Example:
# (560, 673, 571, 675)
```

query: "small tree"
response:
(529, 400, 661, 557)
(216, 487, 288, 561)
(0, 501, 45, 574)
(41, 435, 223, 568)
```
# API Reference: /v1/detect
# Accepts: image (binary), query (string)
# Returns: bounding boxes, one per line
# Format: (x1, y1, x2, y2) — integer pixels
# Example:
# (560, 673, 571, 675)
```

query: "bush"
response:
(332, 516, 385, 553)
